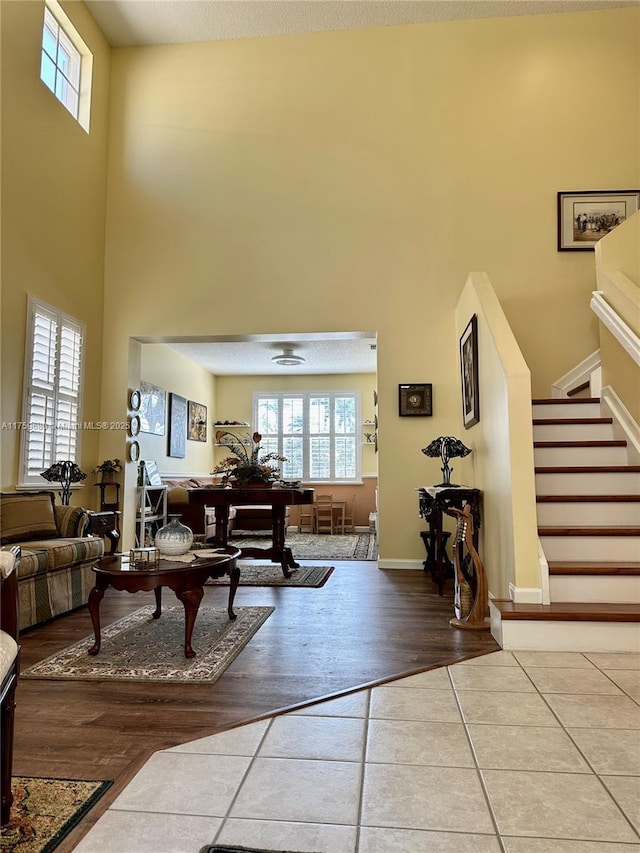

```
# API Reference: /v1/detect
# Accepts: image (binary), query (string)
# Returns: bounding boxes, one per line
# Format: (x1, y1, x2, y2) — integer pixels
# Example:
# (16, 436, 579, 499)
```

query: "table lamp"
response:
(421, 436, 471, 487)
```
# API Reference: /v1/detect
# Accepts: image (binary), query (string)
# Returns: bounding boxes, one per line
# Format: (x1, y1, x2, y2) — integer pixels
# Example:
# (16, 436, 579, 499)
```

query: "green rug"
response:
(208, 564, 334, 587)
(230, 532, 377, 560)
(21, 605, 274, 684)
(0, 777, 112, 853)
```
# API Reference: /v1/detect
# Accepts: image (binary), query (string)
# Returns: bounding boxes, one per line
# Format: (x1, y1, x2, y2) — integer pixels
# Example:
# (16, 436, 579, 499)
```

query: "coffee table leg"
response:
(87, 585, 105, 655)
(175, 587, 204, 658)
(152, 587, 162, 619)
(227, 564, 240, 620)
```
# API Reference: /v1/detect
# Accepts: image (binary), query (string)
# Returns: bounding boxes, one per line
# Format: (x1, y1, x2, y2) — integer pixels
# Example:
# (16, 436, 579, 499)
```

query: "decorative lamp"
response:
(40, 460, 87, 505)
(421, 436, 471, 487)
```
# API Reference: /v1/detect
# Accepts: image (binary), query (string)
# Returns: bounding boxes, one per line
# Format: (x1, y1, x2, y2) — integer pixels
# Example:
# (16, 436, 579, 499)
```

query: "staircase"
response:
(493, 396, 640, 652)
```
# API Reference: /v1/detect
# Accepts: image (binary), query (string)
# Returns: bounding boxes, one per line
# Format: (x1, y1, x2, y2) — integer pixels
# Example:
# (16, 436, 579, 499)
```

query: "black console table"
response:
(417, 486, 482, 596)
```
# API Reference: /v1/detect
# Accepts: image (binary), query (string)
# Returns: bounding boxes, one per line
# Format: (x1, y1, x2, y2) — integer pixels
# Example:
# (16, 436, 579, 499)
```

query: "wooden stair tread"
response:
(532, 398, 600, 404)
(492, 599, 640, 622)
(535, 465, 640, 473)
(537, 495, 640, 503)
(533, 440, 626, 448)
(532, 417, 613, 425)
(548, 561, 640, 576)
(538, 525, 640, 536)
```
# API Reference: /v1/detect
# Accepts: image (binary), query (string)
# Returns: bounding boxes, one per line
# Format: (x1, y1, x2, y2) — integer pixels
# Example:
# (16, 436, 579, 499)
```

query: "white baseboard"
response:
(601, 384, 640, 463)
(508, 583, 543, 604)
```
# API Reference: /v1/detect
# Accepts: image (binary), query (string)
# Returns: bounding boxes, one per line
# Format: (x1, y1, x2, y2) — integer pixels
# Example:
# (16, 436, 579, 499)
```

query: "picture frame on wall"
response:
(557, 189, 639, 251)
(398, 384, 433, 417)
(460, 315, 479, 429)
(187, 401, 208, 442)
(143, 460, 162, 486)
(168, 393, 187, 458)
(139, 380, 166, 435)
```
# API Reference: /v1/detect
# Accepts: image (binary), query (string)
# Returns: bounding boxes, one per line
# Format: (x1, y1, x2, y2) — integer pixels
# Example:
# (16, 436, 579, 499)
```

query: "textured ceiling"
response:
(85, 0, 638, 47)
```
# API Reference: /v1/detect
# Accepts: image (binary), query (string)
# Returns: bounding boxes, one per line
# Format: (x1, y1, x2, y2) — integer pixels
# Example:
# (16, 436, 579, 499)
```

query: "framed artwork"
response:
(187, 401, 208, 442)
(460, 315, 479, 429)
(128, 440, 140, 463)
(398, 384, 432, 417)
(128, 388, 141, 412)
(168, 393, 187, 458)
(557, 190, 639, 251)
(139, 380, 166, 435)
(143, 460, 162, 486)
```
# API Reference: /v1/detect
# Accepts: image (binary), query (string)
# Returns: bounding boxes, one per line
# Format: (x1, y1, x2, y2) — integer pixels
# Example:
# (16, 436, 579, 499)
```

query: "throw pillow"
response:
(0, 492, 58, 544)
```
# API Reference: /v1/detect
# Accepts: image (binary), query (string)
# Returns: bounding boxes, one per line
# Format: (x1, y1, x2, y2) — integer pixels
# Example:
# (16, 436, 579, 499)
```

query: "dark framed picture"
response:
(460, 315, 479, 429)
(399, 384, 433, 417)
(168, 393, 187, 458)
(187, 401, 208, 442)
(139, 380, 166, 435)
(557, 190, 639, 251)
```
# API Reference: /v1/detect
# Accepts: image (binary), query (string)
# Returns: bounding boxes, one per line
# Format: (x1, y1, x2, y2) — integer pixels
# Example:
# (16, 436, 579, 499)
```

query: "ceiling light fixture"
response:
(271, 347, 306, 366)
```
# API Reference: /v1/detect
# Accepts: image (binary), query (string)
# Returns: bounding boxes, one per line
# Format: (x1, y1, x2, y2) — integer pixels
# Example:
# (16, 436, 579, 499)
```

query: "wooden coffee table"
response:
(87, 546, 240, 659)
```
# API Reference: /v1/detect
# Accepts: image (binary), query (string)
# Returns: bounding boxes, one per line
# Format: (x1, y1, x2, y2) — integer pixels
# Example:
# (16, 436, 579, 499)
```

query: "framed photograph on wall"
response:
(187, 401, 208, 442)
(168, 393, 187, 458)
(398, 384, 433, 417)
(557, 189, 639, 251)
(460, 315, 479, 429)
(139, 380, 166, 435)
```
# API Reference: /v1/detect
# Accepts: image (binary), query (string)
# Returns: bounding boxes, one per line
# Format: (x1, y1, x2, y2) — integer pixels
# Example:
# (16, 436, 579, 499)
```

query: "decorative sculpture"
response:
(445, 504, 490, 630)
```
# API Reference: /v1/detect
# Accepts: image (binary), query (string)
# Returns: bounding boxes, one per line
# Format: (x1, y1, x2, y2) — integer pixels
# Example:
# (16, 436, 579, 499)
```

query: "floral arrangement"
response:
(93, 458, 122, 475)
(212, 431, 286, 485)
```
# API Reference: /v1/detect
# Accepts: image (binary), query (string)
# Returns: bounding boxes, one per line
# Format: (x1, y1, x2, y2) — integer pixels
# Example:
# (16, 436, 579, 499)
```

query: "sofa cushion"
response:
(16, 538, 103, 580)
(0, 492, 57, 544)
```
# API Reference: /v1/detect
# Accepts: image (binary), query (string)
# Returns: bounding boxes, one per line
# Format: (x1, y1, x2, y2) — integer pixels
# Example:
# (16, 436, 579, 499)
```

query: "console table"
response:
(188, 487, 315, 577)
(417, 486, 482, 596)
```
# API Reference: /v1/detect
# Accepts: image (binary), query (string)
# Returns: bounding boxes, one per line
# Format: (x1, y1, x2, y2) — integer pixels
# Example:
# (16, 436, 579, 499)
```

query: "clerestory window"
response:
(19, 296, 85, 486)
(254, 391, 361, 483)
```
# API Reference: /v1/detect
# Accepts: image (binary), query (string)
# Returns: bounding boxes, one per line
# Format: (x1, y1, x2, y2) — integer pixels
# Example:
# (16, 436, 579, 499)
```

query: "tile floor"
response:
(75, 650, 640, 853)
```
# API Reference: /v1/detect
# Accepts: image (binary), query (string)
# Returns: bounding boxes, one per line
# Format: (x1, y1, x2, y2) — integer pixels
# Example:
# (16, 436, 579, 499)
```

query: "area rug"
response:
(200, 847, 312, 853)
(208, 564, 334, 587)
(230, 532, 377, 560)
(0, 777, 112, 853)
(21, 605, 274, 684)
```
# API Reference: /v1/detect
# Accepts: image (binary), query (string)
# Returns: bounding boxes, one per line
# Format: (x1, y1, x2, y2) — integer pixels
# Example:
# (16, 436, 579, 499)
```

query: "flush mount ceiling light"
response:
(271, 347, 306, 366)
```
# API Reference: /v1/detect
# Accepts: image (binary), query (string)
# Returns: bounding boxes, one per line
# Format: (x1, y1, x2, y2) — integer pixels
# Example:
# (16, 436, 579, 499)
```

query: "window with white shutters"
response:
(19, 297, 85, 485)
(254, 391, 360, 483)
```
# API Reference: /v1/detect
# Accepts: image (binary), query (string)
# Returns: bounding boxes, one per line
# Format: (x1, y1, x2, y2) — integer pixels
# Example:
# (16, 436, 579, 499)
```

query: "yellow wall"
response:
(600, 327, 640, 427)
(0, 0, 111, 506)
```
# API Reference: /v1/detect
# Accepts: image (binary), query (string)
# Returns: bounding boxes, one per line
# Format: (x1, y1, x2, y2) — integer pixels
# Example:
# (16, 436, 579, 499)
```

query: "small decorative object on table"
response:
(129, 546, 159, 570)
(154, 515, 193, 556)
(40, 460, 86, 505)
(212, 431, 287, 487)
(421, 436, 471, 487)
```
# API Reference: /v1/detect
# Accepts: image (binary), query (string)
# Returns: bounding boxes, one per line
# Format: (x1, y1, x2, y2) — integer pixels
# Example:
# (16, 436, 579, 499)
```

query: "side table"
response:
(87, 510, 120, 555)
(417, 486, 482, 596)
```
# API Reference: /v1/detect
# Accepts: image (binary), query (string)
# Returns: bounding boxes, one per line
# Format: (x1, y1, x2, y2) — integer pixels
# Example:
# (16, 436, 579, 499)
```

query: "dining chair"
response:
(341, 495, 355, 534)
(315, 494, 335, 534)
(297, 504, 314, 533)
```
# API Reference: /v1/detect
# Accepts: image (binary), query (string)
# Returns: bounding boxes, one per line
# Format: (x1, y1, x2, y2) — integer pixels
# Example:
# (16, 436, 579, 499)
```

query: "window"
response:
(255, 392, 360, 482)
(40, 1, 92, 131)
(20, 297, 85, 486)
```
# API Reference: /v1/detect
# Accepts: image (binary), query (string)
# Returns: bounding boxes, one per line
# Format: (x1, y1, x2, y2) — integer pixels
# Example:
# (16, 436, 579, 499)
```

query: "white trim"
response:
(601, 385, 640, 461)
(591, 291, 640, 367)
(551, 349, 601, 397)
(508, 583, 543, 604)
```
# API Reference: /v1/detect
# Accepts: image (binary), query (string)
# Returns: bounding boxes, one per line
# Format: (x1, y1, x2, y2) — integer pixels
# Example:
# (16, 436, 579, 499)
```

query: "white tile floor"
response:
(74, 651, 640, 853)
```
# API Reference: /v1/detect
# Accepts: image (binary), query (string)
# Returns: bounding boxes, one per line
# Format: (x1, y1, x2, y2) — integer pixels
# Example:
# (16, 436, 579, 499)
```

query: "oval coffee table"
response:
(87, 546, 240, 659)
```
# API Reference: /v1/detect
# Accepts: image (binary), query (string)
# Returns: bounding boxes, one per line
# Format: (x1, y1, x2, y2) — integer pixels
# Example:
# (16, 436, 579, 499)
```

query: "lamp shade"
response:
(41, 460, 86, 505)
(421, 436, 471, 487)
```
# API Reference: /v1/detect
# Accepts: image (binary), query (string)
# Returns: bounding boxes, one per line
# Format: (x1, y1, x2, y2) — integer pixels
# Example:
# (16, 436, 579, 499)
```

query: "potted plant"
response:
(212, 431, 286, 487)
(93, 458, 122, 483)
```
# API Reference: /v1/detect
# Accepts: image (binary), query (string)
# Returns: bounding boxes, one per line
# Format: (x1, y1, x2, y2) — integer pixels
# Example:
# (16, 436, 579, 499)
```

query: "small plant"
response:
(93, 458, 122, 475)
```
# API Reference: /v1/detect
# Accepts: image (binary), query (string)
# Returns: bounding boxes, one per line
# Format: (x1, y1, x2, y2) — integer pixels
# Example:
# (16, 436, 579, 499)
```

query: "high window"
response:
(255, 392, 360, 483)
(40, 1, 92, 131)
(20, 297, 85, 486)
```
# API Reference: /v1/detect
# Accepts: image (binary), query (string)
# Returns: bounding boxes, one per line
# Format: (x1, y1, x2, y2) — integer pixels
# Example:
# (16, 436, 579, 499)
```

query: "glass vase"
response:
(154, 514, 194, 556)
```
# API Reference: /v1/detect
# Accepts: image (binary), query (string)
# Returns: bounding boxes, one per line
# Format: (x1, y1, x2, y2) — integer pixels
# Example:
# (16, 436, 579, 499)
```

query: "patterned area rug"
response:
(0, 777, 112, 853)
(230, 532, 377, 560)
(208, 564, 334, 587)
(21, 606, 274, 684)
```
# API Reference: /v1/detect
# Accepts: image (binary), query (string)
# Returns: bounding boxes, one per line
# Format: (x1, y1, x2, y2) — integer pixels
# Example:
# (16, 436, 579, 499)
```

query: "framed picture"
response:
(187, 401, 208, 442)
(460, 315, 479, 429)
(139, 380, 166, 435)
(143, 460, 162, 486)
(128, 440, 140, 463)
(168, 393, 187, 458)
(557, 190, 639, 251)
(398, 384, 433, 417)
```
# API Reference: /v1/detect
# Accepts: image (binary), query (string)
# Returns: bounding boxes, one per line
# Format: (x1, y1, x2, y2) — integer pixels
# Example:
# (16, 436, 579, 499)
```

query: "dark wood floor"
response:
(12, 561, 499, 850)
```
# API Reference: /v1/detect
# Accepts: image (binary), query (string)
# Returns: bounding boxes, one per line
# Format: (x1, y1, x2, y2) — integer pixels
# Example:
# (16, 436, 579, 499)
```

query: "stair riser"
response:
(535, 472, 640, 495)
(540, 536, 640, 562)
(549, 575, 640, 604)
(492, 612, 640, 652)
(533, 423, 614, 441)
(532, 403, 601, 418)
(534, 446, 627, 467)
(536, 502, 640, 526)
